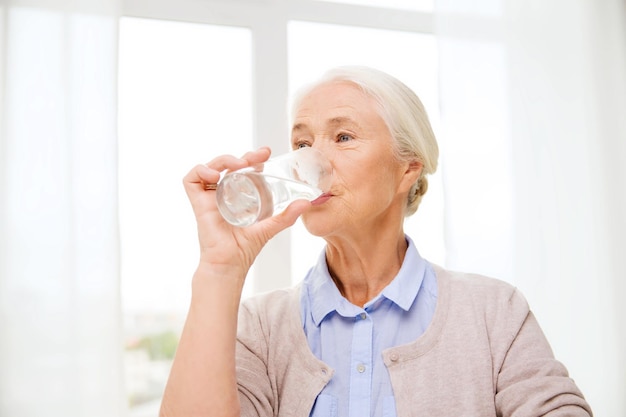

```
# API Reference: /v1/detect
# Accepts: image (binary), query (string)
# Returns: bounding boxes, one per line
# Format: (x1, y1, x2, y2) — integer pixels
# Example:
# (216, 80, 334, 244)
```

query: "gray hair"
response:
(290, 66, 439, 216)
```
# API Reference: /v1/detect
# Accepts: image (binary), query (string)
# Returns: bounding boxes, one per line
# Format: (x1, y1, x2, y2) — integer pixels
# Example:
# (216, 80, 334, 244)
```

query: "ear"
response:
(398, 159, 423, 193)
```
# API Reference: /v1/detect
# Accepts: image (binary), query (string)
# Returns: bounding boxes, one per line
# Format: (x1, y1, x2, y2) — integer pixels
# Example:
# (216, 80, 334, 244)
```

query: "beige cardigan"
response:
(235, 265, 592, 416)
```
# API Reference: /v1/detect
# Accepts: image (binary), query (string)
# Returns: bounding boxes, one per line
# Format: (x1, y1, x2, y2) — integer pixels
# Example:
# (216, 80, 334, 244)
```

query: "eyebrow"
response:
(291, 123, 307, 134)
(292, 116, 361, 133)
(328, 116, 360, 129)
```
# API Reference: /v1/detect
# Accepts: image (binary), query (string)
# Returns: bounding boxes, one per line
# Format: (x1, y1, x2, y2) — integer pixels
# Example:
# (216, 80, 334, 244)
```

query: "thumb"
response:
(256, 199, 311, 240)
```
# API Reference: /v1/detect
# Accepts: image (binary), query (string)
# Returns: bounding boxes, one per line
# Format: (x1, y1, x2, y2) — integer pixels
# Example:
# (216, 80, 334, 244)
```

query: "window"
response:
(313, 0, 433, 12)
(118, 17, 253, 414)
(118, 1, 438, 413)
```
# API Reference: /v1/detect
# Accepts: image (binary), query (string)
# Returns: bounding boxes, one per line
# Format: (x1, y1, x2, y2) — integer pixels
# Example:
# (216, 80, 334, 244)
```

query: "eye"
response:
(337, 133, 353, 143)
(293, 140, 311, 149)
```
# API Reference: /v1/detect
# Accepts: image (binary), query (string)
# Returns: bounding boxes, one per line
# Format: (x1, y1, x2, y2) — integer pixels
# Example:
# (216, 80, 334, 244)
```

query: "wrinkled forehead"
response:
(290, 80, 387, 126)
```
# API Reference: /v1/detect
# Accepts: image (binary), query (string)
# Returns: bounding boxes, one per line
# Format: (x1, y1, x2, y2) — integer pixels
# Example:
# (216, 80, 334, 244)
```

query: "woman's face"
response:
(291, 81, 420, 239)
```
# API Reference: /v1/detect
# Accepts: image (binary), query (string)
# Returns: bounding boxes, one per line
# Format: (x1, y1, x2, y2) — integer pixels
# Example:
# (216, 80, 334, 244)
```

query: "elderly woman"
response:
(160, 67, 592, 417)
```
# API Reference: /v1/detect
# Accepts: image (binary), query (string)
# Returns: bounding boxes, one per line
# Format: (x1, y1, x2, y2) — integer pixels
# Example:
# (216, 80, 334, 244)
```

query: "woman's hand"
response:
(161, 148, 312, 417)
(183, 147, 312, 280)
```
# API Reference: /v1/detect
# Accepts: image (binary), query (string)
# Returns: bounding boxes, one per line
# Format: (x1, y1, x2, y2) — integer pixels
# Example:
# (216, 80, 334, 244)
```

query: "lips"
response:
(311, 192, 332, 206)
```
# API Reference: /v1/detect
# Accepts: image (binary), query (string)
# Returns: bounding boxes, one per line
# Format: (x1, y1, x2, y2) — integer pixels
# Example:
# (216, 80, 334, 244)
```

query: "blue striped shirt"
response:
(300, 236, 438, 417)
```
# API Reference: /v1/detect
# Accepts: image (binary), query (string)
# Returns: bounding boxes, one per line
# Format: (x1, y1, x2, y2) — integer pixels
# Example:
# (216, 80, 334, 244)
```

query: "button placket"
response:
(349, 310, 373, 417)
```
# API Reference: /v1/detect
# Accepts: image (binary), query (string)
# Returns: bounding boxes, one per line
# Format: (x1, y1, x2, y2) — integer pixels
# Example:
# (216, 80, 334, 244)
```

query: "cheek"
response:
(332, 162, 390, 204)
(301, 205, 347, 237)
(354, 157, 399, 194)
(359, 162, 408, 212)
(334, 157, 382, 189)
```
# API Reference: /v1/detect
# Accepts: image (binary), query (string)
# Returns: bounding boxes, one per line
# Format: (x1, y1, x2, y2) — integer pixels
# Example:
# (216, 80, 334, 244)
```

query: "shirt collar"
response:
(305, 250, 349, 326)
(378, 236, 425, 311)
(304, 235, 427, 326)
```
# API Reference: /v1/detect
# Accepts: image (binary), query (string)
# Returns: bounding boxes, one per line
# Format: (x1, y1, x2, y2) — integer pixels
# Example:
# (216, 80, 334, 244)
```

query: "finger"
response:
(183, 164, 221, 190)
(279, 199, 312, 225)
(182, 147, 274, 198)
(183, 155, 250, 191)
(205, 154, 250, 173)
(190, 148, 271, 188)
(240, 147, 271, 166)
(254, 199, 312, 240)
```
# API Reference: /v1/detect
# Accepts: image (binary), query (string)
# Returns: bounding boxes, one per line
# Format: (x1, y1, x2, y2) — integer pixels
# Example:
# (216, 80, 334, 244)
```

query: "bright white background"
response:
(118, 18, 255, 314)
(1, 0, 624, 416)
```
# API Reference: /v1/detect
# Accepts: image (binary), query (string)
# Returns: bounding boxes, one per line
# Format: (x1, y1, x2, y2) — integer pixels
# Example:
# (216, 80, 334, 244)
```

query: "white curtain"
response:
(0, 0, 126, 416)
(435, 0, 626, 415)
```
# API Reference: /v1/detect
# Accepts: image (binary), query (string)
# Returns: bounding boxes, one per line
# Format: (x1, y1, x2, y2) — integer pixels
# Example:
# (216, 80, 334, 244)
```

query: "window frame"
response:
(120, 0, 435, 292)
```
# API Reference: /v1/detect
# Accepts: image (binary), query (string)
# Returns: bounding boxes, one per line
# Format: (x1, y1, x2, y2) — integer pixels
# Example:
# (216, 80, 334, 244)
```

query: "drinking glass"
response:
(216, 147, 333, 227)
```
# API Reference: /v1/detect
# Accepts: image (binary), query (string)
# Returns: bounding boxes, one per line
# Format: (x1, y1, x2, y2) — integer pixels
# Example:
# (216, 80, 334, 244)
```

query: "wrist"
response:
(190, 262, 247, 303)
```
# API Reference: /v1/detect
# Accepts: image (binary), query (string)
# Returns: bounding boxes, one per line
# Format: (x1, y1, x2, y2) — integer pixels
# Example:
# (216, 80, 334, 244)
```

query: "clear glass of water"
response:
(215, 147, 333, 227)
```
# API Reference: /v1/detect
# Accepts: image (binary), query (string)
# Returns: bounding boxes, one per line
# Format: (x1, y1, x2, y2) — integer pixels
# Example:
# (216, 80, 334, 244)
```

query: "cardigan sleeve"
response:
(235, 300, 275, 417)
(494, 290, 593, 416)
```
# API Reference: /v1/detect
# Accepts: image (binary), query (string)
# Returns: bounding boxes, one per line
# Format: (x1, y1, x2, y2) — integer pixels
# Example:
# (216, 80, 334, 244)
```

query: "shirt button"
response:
(359, 313, 367, 320)
(357, 364, 366, 373)
(321, 368, 328, 375)
(390, 353, 399, 362)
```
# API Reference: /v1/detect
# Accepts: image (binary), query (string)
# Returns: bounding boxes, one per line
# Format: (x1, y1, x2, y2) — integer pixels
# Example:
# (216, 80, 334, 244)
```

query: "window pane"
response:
(118, 17, 253, 415)
(313, 0, 433, 12)
(288, 21, 444, 284)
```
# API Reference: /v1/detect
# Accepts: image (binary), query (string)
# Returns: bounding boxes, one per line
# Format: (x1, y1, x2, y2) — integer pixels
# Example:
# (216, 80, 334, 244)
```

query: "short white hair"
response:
(290, 66, 439, 216)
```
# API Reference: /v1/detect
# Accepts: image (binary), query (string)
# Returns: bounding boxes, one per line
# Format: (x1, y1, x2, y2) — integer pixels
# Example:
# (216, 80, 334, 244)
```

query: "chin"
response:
(301, 211, 337, 238)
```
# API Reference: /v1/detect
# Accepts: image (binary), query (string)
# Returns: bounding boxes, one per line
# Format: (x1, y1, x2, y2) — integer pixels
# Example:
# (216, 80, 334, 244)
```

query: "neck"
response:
(325, 230, 408, 307)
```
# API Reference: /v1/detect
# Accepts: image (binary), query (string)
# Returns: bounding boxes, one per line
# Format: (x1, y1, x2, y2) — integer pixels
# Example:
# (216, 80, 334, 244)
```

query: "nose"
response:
(305, 144, 334, 192)
(309, 137, 334, 162)
(309, 143, 334, 172)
